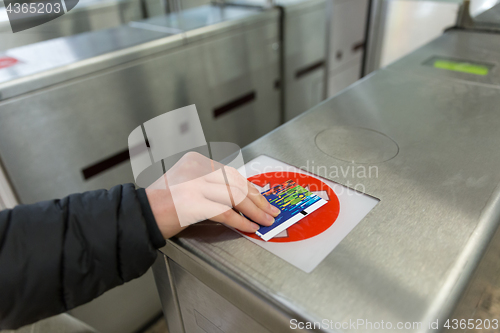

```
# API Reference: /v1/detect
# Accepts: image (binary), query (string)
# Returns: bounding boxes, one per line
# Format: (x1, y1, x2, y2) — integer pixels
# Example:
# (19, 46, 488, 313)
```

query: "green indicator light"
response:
(433, 60, 489, 76)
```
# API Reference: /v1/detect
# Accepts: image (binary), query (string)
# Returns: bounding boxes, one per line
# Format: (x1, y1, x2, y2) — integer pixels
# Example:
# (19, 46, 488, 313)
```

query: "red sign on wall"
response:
(0, 57, 19, 69)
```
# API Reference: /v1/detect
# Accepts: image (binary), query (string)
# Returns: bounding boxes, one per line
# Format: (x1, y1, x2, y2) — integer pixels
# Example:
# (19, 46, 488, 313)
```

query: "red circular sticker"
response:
(0, 57, 18, 69)
(244, 172, 340, 242)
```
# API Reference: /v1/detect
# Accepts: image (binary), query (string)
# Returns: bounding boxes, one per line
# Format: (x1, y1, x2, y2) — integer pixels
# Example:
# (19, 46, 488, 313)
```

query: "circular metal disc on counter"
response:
(315, 126, 399, 163)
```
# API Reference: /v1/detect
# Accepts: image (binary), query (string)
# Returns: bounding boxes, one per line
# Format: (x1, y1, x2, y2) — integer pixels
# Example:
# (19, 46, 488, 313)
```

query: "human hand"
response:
(145, 152, 280, 239)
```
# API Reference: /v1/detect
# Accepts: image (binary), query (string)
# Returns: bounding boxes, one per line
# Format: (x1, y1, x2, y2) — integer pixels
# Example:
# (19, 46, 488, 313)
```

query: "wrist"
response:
(136, 188, 166, 248)
(145, 187, 185, 239)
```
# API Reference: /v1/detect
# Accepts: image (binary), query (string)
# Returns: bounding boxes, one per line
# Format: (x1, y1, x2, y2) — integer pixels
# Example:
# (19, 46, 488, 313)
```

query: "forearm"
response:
(0, 184, 163, 330)
(0, 198, 67, 329)
(145, 187, 187, 239)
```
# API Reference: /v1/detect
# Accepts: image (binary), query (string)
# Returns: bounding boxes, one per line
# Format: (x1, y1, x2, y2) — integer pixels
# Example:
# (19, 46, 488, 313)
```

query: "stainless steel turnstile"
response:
(0, 5, 280, 332)
(141, 0, 369, 121)
(143, 0, 211, 15)
(0, 5, 280, 204)
(227, 0, 369, 119)
(327, 0, 369, 97)
(276, 0, 328, 121)
(0, 25, 177, 333)
(0, 0, 150, 51)
(0, 0, 211, 52)
(468, 1, 500, 30)
(126, 5, 282, 148)
(184, 0, 330, 122)
(152, 29, 500, 333)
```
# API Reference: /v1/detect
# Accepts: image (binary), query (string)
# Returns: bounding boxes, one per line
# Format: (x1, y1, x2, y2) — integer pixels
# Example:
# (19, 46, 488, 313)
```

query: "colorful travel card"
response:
(254, 180, 327, 241)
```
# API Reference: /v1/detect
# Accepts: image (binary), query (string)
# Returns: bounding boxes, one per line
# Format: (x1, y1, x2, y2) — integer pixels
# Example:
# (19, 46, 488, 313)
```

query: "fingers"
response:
(203, 184, 275, 226)
(204, 166, 280, 218)
(246, 182, 281, 217)
(233, 191, 275, 226)
(209, 206, 261, 233)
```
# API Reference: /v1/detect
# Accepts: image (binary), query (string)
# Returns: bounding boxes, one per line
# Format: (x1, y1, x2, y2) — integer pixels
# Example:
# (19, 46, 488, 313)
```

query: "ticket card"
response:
(254, 180, 327, 241)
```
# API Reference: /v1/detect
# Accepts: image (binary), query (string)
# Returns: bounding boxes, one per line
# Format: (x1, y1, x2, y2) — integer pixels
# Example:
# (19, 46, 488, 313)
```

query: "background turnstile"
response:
(0, 5, 280, 332)
(0, 5, 280, 204)
(0, 0, 213, 52)
(0, 0, 148, 51)
(327, 0, 369, 97)
(279, 0, 328, 121)
(473, 1, 500, 27)
(0, 0, 372, 208)
(163, 0, 329, 121)
(143, 0, 211, 17)
(224, 0, 370, 120)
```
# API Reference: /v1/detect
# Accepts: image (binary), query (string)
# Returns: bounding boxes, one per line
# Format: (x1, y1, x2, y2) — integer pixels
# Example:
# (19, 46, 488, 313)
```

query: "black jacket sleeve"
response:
(0, 184, 166, 330)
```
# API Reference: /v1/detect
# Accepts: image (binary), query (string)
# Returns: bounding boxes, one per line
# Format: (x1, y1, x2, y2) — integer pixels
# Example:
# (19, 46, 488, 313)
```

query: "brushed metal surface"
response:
(326, 0, 368, 98)
(0, 0, 148, 52)
(315, 126, 398, 163)
(244, 0, 368, 102)
(328, 57, 362, 97)
(129, 5, 282, 148)
(170, 260, 273, 333)
(222, 0, 328, 121)
(156, 241, 311, 332)
(328, 0, 369, 73)
(0, 158, 17, 209)
(143, 0, 211, 17)
(0, 5, 277, 100)
(450, 182, 500, 328)
(387, 29, 500, 86)
(147, 4, 278, 43)
(0, 5, 280, 333)
(363, 0, 388, 75)
(133, 4, 263, 33)
(152, 256, 185, 333)
(0, 26, 182, 100)
(0, 5, 280, 205)
(0, 40, 188, 204)
(473, 2, 500, 28)
(131, 5, 281, 147)
(160, 67, 500, 332)
(280, 0, 327, 121)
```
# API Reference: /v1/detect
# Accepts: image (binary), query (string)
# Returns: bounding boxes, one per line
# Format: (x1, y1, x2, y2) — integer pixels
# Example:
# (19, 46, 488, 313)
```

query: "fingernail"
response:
(266, 213, 275, 224)
(252, 223, 260, 232)
(271, 205, 280, 216)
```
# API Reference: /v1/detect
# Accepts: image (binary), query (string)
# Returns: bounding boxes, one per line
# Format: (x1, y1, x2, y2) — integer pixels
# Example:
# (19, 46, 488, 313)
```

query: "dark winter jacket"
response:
(0, 184, 166, 330)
